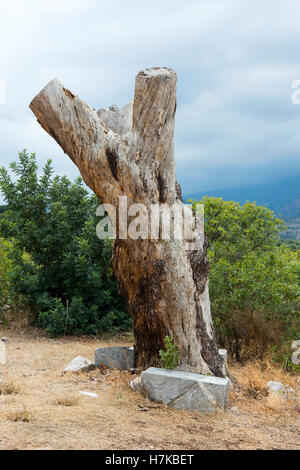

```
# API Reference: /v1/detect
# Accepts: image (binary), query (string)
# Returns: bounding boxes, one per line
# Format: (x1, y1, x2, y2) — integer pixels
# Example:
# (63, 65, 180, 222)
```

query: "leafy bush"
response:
(198, 197, 300, 370)
(0, 237, 13, 308)
(0, 150, 131, 336)
(159, 336, 179, 369)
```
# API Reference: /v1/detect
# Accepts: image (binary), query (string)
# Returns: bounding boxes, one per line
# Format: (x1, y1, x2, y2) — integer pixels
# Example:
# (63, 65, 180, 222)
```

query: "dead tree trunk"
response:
(30, 67, 228, 377)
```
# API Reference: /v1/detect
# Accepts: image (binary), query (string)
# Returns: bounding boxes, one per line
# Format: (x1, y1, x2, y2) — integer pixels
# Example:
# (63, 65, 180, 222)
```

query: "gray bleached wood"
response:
(30, 67, 230, 378)
(97, 103, 133, 136)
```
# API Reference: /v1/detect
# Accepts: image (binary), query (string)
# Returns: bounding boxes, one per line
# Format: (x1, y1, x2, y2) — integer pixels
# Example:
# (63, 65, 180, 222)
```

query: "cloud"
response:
(0, 0, 299, 201)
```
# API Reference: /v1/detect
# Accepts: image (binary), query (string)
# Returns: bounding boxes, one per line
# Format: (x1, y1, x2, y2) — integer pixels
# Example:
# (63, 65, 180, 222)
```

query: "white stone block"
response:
(141, 367, 230, 413)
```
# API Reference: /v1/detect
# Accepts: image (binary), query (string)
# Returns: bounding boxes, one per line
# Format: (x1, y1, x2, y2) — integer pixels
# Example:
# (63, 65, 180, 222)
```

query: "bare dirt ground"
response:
(0, 327, 299, 450)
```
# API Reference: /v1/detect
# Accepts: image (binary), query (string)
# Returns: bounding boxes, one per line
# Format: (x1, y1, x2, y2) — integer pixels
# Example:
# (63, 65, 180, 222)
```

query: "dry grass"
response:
(0, 380, 20, 395)
(231, 359, 299, 413)
(219, 311, 290, 363)
(51, 392, 80, 407)
(6, 405, 33, 423)
(234, 359, 298, 393)
(0, 327, 299, 450)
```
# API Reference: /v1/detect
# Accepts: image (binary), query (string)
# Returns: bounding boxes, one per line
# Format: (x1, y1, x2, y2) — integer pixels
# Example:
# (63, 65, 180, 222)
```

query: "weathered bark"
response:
(30, 67, 229, 377)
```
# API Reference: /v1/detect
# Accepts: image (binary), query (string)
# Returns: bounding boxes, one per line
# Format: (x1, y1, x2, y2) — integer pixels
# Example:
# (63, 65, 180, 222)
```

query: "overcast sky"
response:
(0, 0, 300, 201)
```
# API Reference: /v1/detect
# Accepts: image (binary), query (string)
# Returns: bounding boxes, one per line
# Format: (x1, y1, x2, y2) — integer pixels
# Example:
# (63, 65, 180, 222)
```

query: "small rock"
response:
(267, 381, 285, 393)
(130, 376, 141, 392)
(267, 381, 295, 401)
(63, 356, 96, 373)
(0, 305, 10, 313)
(291, 340, 300, 350)
(79, 391, 99, 398)
(129, 368, 142, 375)
(218, 349, 228, 365)
(292, 350, 300, 365)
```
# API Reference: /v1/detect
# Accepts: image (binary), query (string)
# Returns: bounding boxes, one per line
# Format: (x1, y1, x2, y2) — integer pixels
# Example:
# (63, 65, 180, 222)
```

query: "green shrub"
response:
(0, 151, 131, 337)
(196, 197, 300, 370)
(0, 237, 13, 308)
(159, 336, 179, 369)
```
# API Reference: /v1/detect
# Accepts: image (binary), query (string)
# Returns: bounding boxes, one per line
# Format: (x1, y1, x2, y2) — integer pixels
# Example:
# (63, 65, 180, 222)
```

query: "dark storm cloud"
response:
(0, 0, 299, 201)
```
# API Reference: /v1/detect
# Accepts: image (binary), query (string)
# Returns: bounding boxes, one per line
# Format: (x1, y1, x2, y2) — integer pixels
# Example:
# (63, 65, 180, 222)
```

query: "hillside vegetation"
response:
(0, 151, 299, 372)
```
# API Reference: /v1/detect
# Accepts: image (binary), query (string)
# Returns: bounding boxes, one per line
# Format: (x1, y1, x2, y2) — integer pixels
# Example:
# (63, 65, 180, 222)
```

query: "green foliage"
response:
(0, 237, 13, 307)
(0, 205, 9, 215)
(0, 150, 131, 336)
(277, 238, 300, 252)
(198, 197, 300, 370)
(159, 336, 179, 369)
(270, 340, 300, 374)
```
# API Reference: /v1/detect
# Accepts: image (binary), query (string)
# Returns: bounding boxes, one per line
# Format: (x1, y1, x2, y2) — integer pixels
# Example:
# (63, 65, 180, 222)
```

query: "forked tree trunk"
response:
(30, 67, 229, 378)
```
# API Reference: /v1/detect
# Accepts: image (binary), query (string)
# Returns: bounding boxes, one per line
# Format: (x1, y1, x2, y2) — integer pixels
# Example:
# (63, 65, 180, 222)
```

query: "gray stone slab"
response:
(95, 346, 134, 370)
(141, 367, 230, 413)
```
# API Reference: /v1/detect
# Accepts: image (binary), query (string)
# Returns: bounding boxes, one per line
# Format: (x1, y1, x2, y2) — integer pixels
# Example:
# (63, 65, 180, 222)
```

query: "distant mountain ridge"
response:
(276, 196, 300, 240)
(184, 176, 300, 240)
